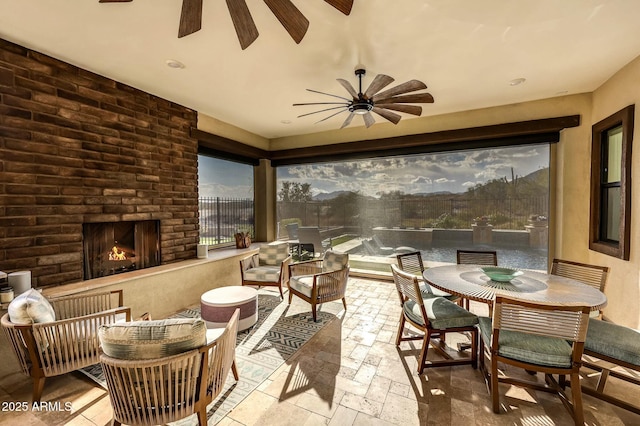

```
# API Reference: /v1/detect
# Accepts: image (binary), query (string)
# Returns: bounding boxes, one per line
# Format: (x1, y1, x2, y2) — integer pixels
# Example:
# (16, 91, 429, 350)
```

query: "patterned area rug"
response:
(79, 290, 341, 425)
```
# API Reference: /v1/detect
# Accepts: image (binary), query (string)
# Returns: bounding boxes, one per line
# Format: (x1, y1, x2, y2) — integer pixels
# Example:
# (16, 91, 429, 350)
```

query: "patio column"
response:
(254, 159, 277, 242)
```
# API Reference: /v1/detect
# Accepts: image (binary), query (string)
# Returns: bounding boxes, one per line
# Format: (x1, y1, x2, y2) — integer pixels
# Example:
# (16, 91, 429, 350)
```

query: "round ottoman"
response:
(201, 286, 258, 331)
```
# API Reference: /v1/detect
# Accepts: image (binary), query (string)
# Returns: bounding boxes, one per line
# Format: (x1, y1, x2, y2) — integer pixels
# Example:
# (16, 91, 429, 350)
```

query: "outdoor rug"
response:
(79, 290, 341, 425)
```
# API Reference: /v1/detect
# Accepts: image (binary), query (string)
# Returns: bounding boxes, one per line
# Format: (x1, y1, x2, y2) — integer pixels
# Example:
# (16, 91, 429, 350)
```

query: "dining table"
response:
(423, 264, 608, 315)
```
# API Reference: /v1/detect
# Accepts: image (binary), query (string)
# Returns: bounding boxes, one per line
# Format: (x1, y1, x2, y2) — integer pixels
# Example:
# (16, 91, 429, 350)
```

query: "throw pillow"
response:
(323, 251, 349, 272)
(99, 318, 207, 360)
(7, 289, 55, 325)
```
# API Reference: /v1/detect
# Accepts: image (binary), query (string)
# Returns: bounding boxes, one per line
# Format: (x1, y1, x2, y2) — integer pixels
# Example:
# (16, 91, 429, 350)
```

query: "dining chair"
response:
(478, 296, 590, 425)
(391, 264, 478, 373)
(456, 249, 498, 309)
(550, 258, 609, 318)
(396, 251, 461, 305)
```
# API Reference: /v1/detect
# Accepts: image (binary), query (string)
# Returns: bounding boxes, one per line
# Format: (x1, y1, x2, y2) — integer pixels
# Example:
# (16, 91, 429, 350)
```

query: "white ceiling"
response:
(1, 0, 640, 140)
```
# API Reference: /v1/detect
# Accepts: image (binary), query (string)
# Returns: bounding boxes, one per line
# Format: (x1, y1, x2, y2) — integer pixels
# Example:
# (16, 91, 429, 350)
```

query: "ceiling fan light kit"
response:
(294, 68, 435, 129)
(99, 0, 353, 49)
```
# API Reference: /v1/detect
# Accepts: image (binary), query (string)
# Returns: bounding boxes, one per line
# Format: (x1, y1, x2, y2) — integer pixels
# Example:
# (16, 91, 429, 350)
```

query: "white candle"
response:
(8, 271, 31, 296)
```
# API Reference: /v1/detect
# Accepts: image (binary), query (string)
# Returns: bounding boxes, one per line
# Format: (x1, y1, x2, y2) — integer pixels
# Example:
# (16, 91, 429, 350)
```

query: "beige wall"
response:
(569, 55, 640, 328)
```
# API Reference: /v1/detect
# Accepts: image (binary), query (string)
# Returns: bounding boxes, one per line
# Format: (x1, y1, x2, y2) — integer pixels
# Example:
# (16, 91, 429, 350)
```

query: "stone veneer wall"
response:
(0, 39, 199, 287)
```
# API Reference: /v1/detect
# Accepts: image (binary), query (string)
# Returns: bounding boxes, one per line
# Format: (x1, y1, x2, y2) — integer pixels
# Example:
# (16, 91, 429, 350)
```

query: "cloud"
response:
(412, 176, 433, 184)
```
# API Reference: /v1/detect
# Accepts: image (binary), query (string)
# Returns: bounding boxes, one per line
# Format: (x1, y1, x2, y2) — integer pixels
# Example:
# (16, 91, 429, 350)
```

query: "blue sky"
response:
(199, 144, 549, 199)
(198, 156, 253, 198)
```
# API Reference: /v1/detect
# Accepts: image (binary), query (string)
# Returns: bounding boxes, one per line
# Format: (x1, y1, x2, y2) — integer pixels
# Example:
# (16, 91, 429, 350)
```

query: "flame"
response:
(108, 246, 127, 261)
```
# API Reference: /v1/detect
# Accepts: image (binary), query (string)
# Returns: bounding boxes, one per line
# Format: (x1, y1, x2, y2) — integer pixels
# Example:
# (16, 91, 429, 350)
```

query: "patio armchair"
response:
(99, 310, 239, 426)
(288, 250, 349, 322)
(391, 264, 478, 373)
(551, 258, 608, 318)
(1, 289, 130, 402)
(478, 296, 590, 425)
(297, 226, 331, 258)
(240, 242, 291, 299)
(456, 249, 498, 309)
(395, 251, 461, 305)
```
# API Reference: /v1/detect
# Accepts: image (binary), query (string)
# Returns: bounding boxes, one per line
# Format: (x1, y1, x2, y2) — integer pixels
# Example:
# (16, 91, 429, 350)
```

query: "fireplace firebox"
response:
(83, 220, 160, 280)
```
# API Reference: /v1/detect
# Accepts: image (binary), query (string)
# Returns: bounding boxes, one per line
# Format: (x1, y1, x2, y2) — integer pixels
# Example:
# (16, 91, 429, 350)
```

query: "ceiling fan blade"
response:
(372, 107, 401, 124)
(363, 112, 375, 128)
(364, 74, 394, 99)
(293, 102, 349, 106)
(372, 80, 428, 101)
(306, 88, 352, 102)
(226, 0, 259, 49)
(336, 78, 358, 99)
(99, 0, 132, 3)
(315, 109, 348, 124)
(178, 0, 203, 38)
(375, 104, 422, 116)
(340, 112, 355, 129)
(375, 93, 435, 104)
(263, 0, 309, 44)
(297, 106, 347, 118)
(324, 0, 353, 15)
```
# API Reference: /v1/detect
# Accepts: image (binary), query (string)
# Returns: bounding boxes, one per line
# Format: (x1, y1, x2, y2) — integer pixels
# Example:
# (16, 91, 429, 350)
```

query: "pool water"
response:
(419, 242, 548, 271)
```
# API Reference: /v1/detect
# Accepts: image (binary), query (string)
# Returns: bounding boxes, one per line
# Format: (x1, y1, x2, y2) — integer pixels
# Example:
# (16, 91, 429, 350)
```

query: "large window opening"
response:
(198, 155, 254, 247)
(276, 144, 550, 274)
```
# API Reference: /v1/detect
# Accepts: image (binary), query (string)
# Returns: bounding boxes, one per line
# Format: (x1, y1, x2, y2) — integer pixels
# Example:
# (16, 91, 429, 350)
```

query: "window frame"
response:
(589, 105, 634, 260)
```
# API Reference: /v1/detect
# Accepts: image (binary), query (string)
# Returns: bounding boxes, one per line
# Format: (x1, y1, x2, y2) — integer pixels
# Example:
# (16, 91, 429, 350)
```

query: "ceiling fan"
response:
(99, 0, 353, 49)
(293, 69, 435, 129)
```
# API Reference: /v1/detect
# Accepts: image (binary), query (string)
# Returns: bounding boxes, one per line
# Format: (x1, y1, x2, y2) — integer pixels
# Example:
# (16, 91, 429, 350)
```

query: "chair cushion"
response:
(259, 243, 289, 266)
(403, 297, 478, 330)
(289, 275, 315, 298)
(8, 289, 55, 325)
(585, 318, 640, 367)
(99, 318, 207, 360)
(244, 266, 281, 282)
(322, 251, 349, 272)
(478, 316, 573, 368)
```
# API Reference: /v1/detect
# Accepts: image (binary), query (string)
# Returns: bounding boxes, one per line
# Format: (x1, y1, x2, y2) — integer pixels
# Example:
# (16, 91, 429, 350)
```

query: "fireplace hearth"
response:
(83, 221, 160, 280)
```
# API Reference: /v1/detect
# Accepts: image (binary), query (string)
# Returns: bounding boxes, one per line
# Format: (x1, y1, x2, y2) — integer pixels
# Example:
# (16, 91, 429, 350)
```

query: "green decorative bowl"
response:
(481, 267, 523, 282)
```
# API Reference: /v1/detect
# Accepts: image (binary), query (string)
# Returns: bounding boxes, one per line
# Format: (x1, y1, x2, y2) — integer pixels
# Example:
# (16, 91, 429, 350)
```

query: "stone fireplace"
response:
(83, 220, 160, 279)
(0, 38, 200, 288)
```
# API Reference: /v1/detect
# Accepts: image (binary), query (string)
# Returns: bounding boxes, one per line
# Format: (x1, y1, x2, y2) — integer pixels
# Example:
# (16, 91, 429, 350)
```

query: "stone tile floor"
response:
(1, 277, 640, 425)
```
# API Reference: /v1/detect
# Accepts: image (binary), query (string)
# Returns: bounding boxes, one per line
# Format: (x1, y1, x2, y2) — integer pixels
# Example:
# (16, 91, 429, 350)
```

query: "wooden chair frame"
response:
(580, 349, 640, 415)
(1, 289, 130, 402)
(101, 309, 240, 426)
(288, 258, 349, 322)
(392, 265, 478, 373)
(479, 296, 590, 425)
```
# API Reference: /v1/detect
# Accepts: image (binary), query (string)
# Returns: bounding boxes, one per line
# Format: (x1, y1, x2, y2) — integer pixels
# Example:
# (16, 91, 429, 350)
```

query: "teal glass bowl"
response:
(481, 267, 523, 282)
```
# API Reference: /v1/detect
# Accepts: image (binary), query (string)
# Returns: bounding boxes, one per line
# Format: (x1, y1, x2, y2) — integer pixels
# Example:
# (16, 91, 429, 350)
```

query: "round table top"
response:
(201, 286, 258, 306)
(423, 264, 607, 311)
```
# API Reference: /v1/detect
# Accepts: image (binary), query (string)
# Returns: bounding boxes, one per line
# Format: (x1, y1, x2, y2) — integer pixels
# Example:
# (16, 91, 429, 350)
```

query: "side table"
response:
(201, 286, 258, 331)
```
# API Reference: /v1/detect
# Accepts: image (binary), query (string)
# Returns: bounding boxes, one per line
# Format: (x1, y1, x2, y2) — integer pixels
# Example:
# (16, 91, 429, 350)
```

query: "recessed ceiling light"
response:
(280, 120, 292, 125)
(509, 78, 526, 86)
(166, 59, 185, 69)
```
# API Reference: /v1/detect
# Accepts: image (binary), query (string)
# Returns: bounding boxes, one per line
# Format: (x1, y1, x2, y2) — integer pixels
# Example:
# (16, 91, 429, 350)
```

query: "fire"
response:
(108, 246, 127, 261)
